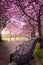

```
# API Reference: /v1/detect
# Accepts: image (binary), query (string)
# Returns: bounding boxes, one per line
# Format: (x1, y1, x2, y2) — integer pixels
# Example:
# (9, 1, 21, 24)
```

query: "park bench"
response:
(9, 38, 42, 65)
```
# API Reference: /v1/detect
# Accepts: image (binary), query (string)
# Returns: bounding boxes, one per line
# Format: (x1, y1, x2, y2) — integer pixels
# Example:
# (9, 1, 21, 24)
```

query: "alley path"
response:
(0, 41, 23, 65)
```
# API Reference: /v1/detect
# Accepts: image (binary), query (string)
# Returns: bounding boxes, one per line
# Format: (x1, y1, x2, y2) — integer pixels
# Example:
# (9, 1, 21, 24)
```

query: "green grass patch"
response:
(2, 33, 32, 42)
(2, 36, 29, 42)
(34, 43, 43, 65)
(2, 37, 15, 42)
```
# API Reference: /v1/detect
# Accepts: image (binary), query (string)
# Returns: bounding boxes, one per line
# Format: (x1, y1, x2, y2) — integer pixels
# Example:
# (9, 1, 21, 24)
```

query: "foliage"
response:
(0, 0, 43, 34)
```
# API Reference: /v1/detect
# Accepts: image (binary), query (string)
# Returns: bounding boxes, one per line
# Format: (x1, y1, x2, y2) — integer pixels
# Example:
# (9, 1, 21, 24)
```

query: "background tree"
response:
(0, 0, 13, 41)
(13, 0, 43, 48)
(0, 0, 43, 48)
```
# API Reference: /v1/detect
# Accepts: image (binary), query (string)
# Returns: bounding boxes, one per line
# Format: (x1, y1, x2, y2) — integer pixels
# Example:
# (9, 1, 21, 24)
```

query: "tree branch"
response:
(39, 4, 43, 16)
(19, 4, 37, 21)
(40, 13, 43, 16)
(14, 0, 37, 21)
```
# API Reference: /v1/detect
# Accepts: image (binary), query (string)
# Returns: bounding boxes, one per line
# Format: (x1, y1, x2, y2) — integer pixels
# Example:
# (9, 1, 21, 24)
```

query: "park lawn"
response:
(2, 33, 31, 42)
(2, 37, 21, 41)
(2, 36, 29, 42)
(34, 43, 43, 65)
(2, 37, 15, 41)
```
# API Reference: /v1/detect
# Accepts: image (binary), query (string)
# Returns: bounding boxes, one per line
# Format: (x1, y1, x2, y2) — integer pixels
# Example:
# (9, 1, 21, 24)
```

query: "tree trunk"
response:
(38, 16, 43, 48)
(38, 22, 43, 48)
(31, 27, 36, 38)
(0, 30, 2, 41)
(31, 31, 35, 38)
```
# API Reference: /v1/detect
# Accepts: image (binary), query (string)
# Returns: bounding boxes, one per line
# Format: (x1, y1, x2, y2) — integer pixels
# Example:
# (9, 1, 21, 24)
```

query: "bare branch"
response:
(40, 12, 43, 16)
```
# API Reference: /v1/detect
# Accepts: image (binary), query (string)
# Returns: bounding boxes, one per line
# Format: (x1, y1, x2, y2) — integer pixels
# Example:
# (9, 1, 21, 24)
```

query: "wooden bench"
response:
(9, 38, 42, 65)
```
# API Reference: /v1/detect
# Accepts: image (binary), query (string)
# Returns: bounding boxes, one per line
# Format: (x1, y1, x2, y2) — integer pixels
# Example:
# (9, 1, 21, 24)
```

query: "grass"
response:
(2, 35, 29, 42)
(34, 43, 43, 65)
(2, 37, 19, 41)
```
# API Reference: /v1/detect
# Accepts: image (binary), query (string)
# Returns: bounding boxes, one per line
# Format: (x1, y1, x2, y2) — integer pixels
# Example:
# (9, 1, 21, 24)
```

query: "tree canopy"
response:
(0, 0, 43, 37)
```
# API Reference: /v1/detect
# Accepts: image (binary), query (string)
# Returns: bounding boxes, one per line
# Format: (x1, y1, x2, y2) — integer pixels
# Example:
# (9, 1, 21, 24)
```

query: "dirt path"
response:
(0, 41, 22, 65)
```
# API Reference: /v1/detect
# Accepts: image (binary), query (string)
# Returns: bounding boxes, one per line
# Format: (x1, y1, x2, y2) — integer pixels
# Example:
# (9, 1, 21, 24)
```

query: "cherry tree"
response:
(6, 0, 43, 38)
(13, 0, 43, 48)
(0, 0, 43, 48)
(0, 0, 13, 41)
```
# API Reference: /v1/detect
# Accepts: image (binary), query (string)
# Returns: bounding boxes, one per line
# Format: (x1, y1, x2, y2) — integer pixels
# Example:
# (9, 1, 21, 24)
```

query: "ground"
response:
(0, 41, 23, 65)
(0, 41, 43, 65)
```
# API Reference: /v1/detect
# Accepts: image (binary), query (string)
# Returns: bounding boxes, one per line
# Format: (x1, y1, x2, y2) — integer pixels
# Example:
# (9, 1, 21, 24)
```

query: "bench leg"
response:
(31, 56, 34, 60)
